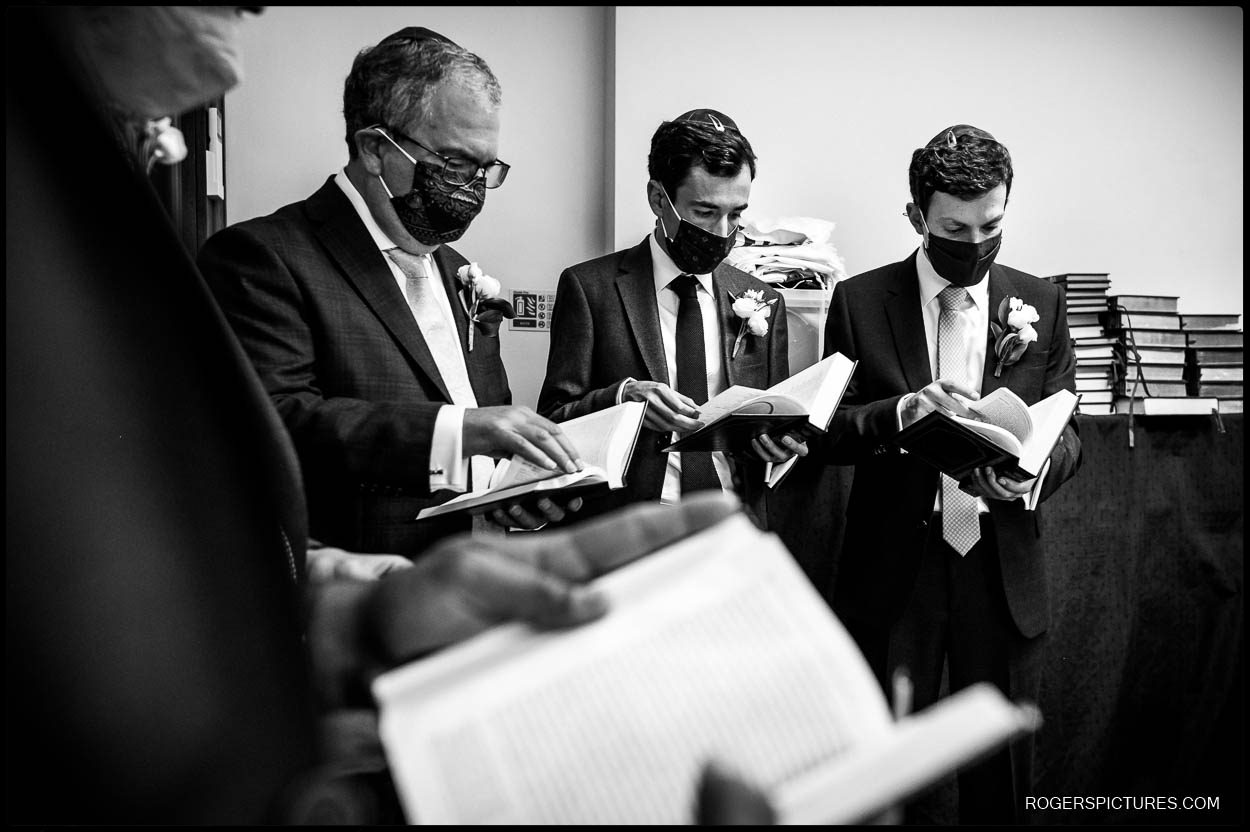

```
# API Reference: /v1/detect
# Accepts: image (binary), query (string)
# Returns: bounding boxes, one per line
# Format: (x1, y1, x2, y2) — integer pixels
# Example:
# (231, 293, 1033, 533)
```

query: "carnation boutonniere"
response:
(139, 117, 187, 174)
(727, 288, 777, 359)
(456, 262, 515, 350)
(990, 296, 1039, 377)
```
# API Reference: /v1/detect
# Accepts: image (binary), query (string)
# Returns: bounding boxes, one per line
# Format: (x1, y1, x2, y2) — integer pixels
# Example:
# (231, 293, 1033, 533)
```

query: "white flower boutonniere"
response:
(456, 262, 514, 351)
(990, 296, 1039, 377)
(727, 288, 777, 359)
(140, 117, 187, 173)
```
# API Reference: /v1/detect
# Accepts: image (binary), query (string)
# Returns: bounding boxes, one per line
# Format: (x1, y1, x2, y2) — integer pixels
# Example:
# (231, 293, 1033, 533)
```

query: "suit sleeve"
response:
(767, 290, 790, 387)
(537, 268, 622, 422)
(819, 281, 909, 463)
(1037, 284, 1082, 504)
(199, 225, 438, 492)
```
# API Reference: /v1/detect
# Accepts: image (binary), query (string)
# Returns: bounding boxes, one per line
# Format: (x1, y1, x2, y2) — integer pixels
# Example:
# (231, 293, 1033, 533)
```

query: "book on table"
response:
(372, 513, 1041, 825)
(415, 401, 646, 520)
(1218, 399, 1244, 414)
(1195, 382, 1243, 399)
(1187, 346, 1244, 365)
(1120, 345, 1187, 365)
(1113, 328, 1187, 348)
(663, 352, 856, 453)
(1179, 313, 1241, 331)
(1118, 380, 1189, 398)
(1189, 366, 1244, 383)
(1185, 331, 1244, 348)
(1114, 396, 1219, 416)
(1102, 310, 1182, 331)
(1107, 295, 1179, 314)
(894, 387, 1079, 483)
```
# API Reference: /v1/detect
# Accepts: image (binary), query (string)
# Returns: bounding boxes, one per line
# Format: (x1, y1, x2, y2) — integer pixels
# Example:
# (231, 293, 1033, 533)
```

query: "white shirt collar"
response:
(334, 168, 407, 254)
(914, 243, 991, 311)
(648, 229, 714, 297)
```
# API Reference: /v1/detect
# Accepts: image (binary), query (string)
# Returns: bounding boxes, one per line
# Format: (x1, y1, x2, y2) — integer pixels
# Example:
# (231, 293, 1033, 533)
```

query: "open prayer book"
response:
(664, 352, 856, 453)
(415, 401, 646, 520)
(896, 387, 1079, 483)
(373, 513, 1041, 824)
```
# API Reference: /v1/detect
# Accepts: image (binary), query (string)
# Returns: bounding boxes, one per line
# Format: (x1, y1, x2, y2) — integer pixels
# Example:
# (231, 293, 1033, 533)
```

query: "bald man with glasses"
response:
(201, 27, 584, 559)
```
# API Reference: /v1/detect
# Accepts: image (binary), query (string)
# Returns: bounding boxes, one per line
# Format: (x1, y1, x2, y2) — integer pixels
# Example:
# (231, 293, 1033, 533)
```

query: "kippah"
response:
(924, 124, 998, 149)
(376, 26, 458, 48)
(671, 108, 739, 133)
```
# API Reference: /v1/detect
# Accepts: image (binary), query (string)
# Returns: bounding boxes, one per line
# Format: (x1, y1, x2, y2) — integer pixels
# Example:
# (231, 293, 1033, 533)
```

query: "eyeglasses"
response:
(373, 125, 510, 189)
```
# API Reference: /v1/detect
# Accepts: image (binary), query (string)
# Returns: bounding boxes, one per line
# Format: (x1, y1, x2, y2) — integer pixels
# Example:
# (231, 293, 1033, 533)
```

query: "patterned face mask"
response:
(376, 128, 486, 246)
(658, 187, 738, 275)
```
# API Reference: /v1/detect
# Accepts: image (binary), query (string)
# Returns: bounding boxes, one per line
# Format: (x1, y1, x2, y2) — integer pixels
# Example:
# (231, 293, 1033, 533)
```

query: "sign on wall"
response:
(509, 290, 557, 331)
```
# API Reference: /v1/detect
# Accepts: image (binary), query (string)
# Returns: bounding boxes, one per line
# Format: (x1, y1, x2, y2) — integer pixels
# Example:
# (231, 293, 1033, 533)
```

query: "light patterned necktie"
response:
(937, 285, 982, 556)
(386, 248, 493, 494)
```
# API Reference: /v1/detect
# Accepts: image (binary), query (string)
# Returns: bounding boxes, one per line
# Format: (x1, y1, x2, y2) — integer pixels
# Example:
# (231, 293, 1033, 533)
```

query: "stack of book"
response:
(1103, 294, 1214, 414)
(1182, 313, 1243, 414)
(1047, 273, 1115, 414)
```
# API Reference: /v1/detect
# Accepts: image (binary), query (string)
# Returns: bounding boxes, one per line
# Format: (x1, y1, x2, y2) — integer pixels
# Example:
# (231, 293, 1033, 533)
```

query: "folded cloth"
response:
(739, 215, 835, 246)
(727, 215, 848, 286)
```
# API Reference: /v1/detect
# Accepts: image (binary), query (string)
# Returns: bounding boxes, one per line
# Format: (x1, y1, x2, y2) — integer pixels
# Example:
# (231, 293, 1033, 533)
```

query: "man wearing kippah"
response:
(820, 125, 1082, 823)
(538, 109, 808, 526)
(200, 27, 587, 557)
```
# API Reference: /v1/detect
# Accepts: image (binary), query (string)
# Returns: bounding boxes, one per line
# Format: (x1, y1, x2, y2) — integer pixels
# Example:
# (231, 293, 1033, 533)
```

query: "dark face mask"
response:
(376, 129, 486, 246)
(919, 213, 1002, 288)
(658, 188, 737, 275)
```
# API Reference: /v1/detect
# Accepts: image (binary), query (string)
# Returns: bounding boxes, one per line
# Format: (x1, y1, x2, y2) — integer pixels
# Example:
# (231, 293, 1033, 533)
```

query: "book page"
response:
(373, 515, 895, 824)
(764, 352, 856, 430)
(693, 384, 770, 424)
(493, 402, 645, 490)
(947, 415, 1024, 458)
(1017, 389, 1079, 477)
(418, 466, 610, 519)
(966, 387, 1033, 444)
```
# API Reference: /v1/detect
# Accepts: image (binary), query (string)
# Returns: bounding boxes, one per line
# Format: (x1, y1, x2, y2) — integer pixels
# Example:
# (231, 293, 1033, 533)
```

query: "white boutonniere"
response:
(727, 288, 777, 359)
(990, 296, 1039, 377)
(455, 262, 513, 351)
(140, 117, 187, 173)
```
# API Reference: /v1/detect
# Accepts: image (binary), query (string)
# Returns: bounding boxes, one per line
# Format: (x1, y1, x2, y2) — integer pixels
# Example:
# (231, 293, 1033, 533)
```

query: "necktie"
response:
(937, 285, 982, 556)
(386, 248, 493, 493)
(671, 274, 721, 494)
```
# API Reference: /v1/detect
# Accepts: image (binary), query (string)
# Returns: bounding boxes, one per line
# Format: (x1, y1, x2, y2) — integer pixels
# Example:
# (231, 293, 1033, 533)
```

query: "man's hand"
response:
(363, 491, 741, 666)
(696, 761, 776, 825)
(464, 405, 584, 474)
(963, 465, 1036, 502)
(747, 431, 809, 463)
(485, 496, 584, 531)
(306, 546, 413, 583)
(622, 380, 705, 433)
(900, 378, 981, 429)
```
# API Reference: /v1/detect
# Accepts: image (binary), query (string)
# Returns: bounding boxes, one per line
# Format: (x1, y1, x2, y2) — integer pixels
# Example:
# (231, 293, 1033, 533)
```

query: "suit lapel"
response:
(308, 180, 453, 402)
(980, 265, 1013, 395)
(616, 238, 670, 384)
(886, 254, 933, 392)
(712, 266, 748, 387)
(432, 245, 472, 354)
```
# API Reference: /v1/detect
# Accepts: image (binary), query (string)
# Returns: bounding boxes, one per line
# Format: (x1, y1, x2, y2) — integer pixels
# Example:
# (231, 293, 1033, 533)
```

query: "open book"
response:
(415, 401, 646, 520)
(663, 352, 856, 453)
(373, 514, 1041, 824)
(895, 387, 1079, 483)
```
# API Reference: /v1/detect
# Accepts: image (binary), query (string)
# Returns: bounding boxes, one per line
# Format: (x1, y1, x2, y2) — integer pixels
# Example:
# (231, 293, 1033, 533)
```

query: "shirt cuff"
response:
(615, 377, 636, 406)
(430, 404, 469, 492)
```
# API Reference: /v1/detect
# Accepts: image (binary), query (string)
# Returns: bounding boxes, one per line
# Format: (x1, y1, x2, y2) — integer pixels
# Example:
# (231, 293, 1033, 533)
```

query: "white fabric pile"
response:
(726, 215, 848, 288)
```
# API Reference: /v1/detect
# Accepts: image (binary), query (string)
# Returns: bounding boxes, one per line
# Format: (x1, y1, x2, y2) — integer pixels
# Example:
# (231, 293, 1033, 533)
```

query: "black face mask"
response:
(658, 188, 737, 275)
(920, 214, 1002, 287)
(376, 129, 486, 246)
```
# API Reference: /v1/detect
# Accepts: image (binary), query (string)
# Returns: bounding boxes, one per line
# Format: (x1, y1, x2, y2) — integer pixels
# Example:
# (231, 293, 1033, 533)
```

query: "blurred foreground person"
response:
(5, 6, 759, 824)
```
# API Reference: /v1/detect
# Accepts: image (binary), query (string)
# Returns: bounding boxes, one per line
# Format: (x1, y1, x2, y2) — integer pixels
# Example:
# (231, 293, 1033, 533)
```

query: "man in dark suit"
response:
(200, 27, 583, 558)
(821, 125, 1082, 824)
(538, 109, 808, 526)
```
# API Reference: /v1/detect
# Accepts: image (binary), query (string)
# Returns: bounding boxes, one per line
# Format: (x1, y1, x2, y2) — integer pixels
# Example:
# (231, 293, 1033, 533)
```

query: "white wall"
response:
(226, 7, 1243, 408)
(613, 6, 1243, 319)
(226, 6, 610, 408)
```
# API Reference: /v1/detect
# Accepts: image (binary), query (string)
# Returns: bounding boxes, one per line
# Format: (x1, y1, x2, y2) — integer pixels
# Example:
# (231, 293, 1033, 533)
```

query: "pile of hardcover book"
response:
(1045, 273, 1116, 415)
(1182, 313, 1243, 414)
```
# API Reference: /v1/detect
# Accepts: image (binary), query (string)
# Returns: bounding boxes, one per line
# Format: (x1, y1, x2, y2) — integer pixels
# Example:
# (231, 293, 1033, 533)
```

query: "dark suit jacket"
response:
(199, 178, 511, 556)
(8, 10, 313, 821)
(823, 253, 1082, 638)
(538, 236, 790, 524)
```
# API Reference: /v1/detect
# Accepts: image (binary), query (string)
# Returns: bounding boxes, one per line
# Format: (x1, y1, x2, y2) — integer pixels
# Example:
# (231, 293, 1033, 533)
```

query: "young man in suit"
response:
(821, 125, 1083, 823)
(199, 27, 583, 558)
(538, 109, 808, 526)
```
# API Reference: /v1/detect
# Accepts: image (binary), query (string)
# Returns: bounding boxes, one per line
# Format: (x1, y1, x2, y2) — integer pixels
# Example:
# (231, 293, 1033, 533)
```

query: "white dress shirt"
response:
(334, 169, 487, 493)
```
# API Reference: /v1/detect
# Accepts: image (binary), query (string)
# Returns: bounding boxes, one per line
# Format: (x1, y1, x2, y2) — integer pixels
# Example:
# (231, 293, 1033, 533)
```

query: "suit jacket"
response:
(823, 253, 1082, 638)
(538, 236, 790, 524)
(8, 10, 313, 821)
(199, 178, 511, 556)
